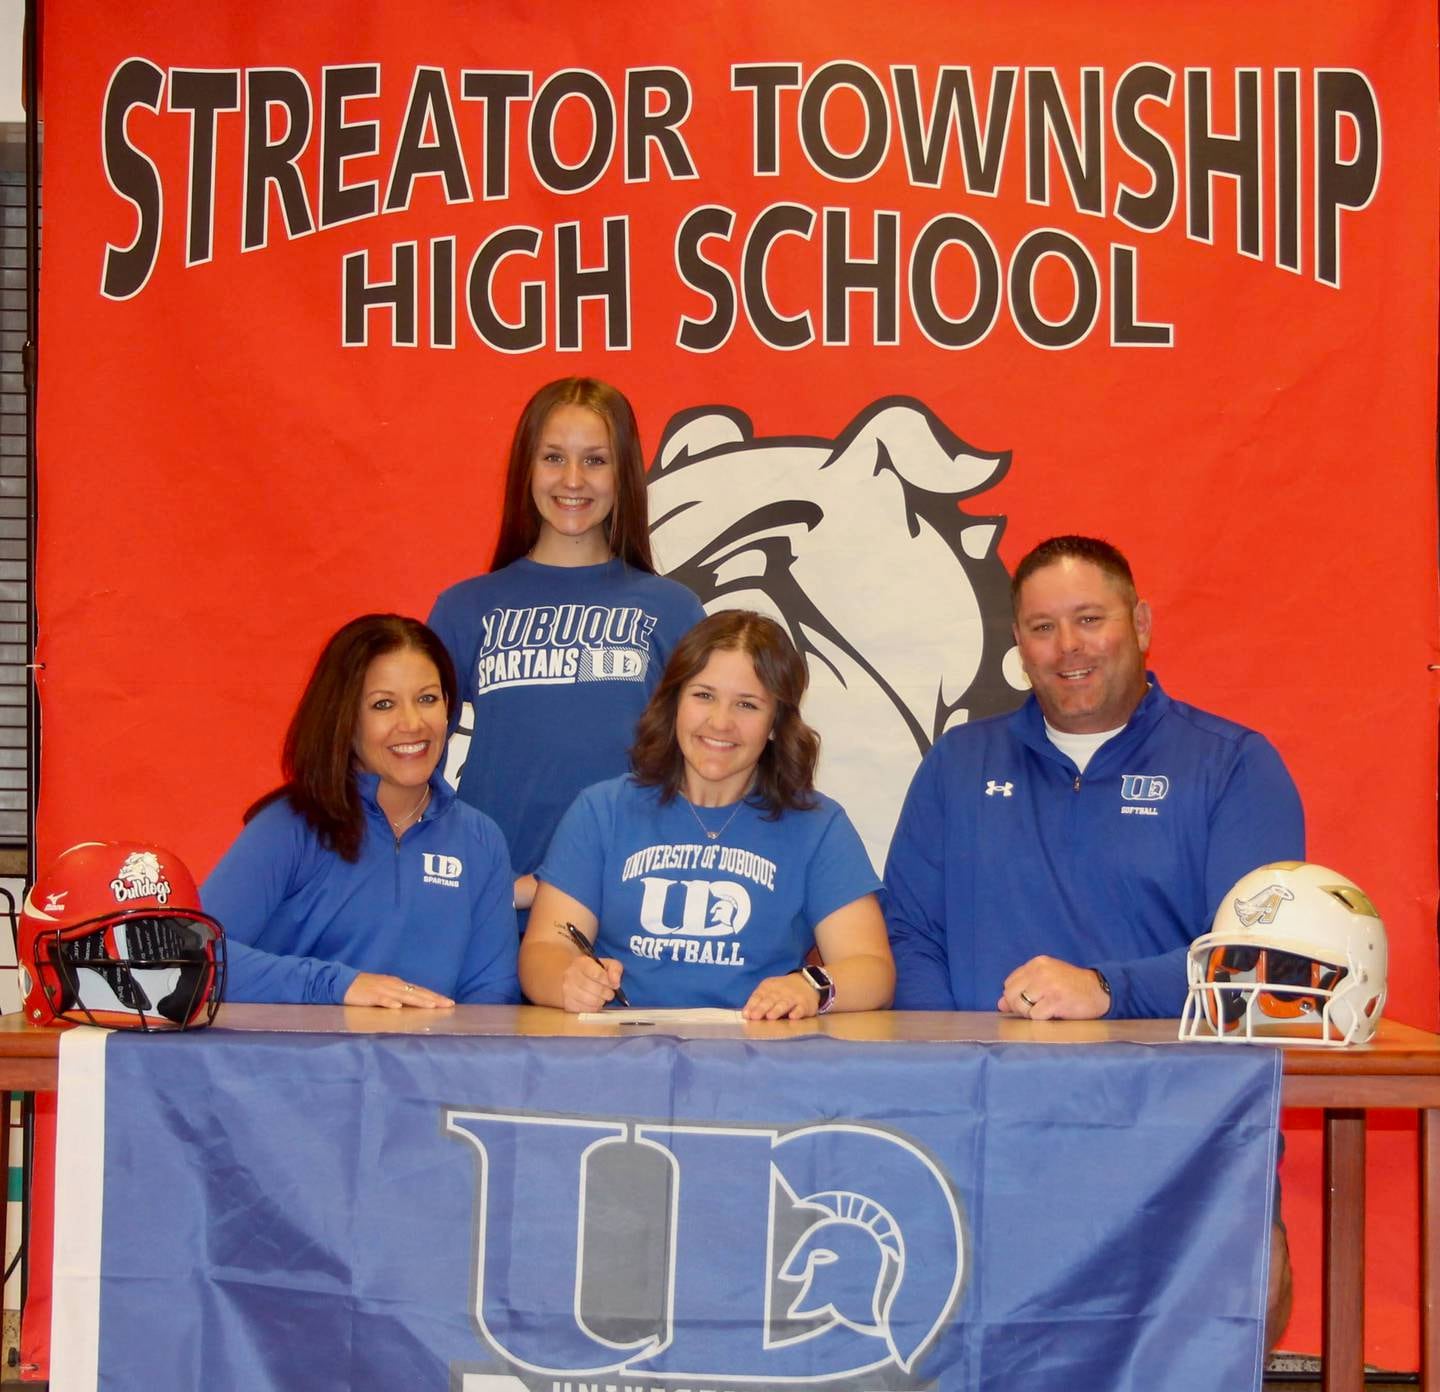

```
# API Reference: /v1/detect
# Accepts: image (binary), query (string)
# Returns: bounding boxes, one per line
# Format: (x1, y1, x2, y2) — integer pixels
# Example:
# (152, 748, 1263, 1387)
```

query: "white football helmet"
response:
(1179, 862, 1386, 1047)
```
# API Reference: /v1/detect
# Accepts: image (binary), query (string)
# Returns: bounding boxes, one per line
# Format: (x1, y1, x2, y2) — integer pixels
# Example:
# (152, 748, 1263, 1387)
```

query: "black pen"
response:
(559, 921, 631, 1008)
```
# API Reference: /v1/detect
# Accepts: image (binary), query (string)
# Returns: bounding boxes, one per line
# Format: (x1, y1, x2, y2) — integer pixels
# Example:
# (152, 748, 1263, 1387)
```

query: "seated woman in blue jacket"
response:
(519, 610, 894, 1018)
(203, 614, 519, 1007)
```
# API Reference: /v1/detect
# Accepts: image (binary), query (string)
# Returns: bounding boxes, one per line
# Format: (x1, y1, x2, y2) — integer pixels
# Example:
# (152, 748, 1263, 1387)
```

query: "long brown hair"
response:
(630, 610, 819, 817)
(489, 377, 655, 572)
(245, 615, 458, 861)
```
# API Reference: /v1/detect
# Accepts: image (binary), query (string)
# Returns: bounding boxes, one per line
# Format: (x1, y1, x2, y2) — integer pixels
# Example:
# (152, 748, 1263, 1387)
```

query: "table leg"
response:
(1322, 1109, 1365, 1392)
(0, 1092, 7, 1301)
(1423, 1108, 1439, 1392)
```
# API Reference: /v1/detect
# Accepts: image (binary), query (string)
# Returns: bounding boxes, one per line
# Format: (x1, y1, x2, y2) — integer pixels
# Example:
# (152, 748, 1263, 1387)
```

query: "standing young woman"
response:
(202, 614, 519, 1006)
(428, 378, 704, 913)
(519, 611, 894, 1017)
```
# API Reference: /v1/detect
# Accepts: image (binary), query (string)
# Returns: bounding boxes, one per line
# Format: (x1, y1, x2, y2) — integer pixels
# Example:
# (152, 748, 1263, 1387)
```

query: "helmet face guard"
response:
(1180, 862, 1386, 1048)
(1181, 941, 1364, 1046)
(26, 909, 225, 1030)
(20, 842, 226, 1031)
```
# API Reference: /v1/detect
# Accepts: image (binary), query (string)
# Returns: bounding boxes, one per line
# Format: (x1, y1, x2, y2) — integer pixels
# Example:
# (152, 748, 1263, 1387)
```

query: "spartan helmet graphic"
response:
(778, 1191, 903, 1342)
(707, 885, 743, 930)
(647, 397, 1026, 866)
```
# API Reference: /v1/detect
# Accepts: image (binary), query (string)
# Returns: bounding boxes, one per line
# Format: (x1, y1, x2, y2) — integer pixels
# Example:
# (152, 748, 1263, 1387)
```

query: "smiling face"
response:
(1012, 557, 1151, 734)
(352, 646, 448, 809)
(528, 403, 617, 563)
(674, 647, 778, 806)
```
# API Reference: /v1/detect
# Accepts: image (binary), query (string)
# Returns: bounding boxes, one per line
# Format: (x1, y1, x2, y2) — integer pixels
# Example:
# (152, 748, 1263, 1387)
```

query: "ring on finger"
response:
(1019, 990, 1036, 1008)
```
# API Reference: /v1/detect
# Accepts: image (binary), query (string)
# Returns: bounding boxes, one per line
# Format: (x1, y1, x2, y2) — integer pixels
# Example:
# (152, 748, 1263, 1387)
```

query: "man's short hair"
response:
(1011, 535, 1138, 611)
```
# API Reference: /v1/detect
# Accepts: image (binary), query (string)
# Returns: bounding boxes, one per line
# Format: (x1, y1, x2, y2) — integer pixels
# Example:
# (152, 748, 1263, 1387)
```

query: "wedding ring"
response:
(1019, 991, 1036, 1007)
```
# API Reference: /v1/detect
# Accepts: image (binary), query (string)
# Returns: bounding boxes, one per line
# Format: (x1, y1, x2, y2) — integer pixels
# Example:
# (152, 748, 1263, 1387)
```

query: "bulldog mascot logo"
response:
(647, 396, 1026, 863)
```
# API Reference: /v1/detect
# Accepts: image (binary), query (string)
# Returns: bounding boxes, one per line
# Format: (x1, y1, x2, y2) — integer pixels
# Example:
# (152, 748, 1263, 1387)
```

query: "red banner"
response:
(32, 0, 1440, 1367)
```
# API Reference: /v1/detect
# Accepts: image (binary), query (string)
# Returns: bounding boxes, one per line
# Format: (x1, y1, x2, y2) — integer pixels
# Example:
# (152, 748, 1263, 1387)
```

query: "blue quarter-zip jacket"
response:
(883, 675, 1304, 1018)
(203, 771, 519, 1005)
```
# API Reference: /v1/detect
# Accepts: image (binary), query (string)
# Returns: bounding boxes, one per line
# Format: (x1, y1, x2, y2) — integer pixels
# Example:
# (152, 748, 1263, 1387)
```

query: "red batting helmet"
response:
(19, 842, 225, 1030)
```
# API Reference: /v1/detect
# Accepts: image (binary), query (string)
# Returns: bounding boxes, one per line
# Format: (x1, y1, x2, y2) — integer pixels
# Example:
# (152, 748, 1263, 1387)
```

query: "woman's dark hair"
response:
(244, 614, 457, 861)
(630, 610, 819, 817)
(489, 377, 655, 572)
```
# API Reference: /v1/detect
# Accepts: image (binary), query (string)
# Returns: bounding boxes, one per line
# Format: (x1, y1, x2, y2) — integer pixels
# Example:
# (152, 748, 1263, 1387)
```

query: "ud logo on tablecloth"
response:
(445, 1110, 965, 1386)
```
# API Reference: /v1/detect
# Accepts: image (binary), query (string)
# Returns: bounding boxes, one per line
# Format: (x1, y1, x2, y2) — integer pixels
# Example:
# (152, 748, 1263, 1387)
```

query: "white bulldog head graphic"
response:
(647, 397, 1027, 866)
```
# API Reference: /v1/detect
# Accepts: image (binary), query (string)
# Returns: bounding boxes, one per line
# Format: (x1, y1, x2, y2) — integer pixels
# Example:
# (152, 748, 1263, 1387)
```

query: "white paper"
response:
(577, 1007, 744, 1025)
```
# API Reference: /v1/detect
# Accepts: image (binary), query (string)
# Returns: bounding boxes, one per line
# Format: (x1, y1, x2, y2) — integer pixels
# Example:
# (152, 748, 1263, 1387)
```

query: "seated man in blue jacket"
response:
(883, 533, 1303, 1337)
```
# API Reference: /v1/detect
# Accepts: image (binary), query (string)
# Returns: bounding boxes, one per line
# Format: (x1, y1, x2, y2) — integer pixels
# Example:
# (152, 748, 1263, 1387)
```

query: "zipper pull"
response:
(1073, 775, 1081, 792)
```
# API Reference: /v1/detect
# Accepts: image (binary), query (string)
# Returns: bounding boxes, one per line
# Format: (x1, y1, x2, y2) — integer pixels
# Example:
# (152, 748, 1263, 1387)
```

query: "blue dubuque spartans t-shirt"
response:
(428, 558, 705, 876)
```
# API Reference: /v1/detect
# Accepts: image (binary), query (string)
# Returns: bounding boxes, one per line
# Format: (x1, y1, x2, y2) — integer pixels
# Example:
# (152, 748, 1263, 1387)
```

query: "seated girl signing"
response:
(519, 611, 894, 1019)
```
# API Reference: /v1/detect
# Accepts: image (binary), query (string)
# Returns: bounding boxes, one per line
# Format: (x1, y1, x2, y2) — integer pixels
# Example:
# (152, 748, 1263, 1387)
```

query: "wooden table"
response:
(2, 1005, 1436, 1391)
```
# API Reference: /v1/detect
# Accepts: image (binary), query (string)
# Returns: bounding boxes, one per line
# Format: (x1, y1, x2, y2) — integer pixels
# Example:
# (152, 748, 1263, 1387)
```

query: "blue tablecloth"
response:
(52, 1028, 1281, 1392)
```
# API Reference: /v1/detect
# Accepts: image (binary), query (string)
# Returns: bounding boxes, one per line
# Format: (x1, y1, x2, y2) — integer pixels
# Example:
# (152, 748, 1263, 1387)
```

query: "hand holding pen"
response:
(558, 921, 631, 1010)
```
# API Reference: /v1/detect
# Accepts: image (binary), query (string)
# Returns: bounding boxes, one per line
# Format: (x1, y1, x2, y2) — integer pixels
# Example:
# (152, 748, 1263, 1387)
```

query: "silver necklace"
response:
(682, 792, 747, 842)
(388, 785, 431, 839)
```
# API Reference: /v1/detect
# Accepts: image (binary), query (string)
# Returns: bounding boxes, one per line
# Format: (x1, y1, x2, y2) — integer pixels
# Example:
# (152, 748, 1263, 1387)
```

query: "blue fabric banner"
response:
(63, 1031, 1280, 1391)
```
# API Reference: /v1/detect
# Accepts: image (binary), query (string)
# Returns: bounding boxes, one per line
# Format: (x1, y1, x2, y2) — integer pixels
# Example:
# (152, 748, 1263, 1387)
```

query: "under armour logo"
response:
(985, 780, 1013, 798)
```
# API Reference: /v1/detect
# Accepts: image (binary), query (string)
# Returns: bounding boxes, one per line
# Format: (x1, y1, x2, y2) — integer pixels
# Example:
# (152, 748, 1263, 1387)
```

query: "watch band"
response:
(1092, 968, 1112, 1015)
(799, 964, 836, 1014)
